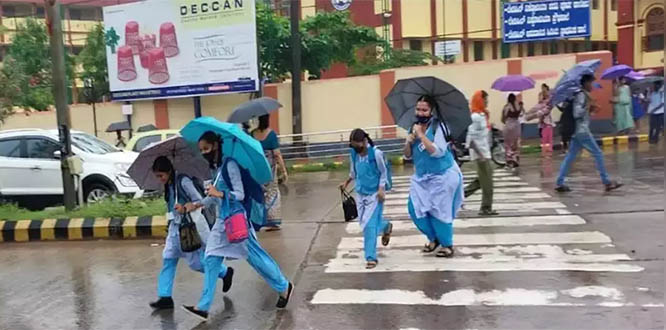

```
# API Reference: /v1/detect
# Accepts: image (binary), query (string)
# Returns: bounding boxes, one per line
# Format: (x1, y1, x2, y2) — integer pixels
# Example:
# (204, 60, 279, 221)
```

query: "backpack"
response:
(351, 146, 393, 191)
(557, 99, 575, 140)
(220, 159, 267, 231)
(172, 174, 217, 229)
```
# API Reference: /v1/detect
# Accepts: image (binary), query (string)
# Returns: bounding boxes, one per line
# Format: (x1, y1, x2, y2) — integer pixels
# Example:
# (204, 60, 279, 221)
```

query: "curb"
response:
(0, 216, 167, 243)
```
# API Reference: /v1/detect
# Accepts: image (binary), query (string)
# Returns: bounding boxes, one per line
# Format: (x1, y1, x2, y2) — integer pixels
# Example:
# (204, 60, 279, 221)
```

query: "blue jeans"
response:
(556, 132, 611, 186)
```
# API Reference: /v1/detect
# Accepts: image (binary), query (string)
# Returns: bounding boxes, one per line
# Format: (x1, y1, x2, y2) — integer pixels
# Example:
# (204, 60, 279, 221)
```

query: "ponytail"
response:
(349, 128, 374, 147)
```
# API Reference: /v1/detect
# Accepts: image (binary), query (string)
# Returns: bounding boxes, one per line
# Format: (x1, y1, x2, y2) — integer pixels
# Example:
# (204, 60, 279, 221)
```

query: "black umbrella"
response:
(105, 121, 131, 132)
(137, 124, 158, 132)
(227, 97, 282, 123)
(384, 76, 471, 141)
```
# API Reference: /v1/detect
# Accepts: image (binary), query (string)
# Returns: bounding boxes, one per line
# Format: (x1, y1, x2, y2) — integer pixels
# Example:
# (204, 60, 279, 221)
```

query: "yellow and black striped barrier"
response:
(0, 216, 168, 243)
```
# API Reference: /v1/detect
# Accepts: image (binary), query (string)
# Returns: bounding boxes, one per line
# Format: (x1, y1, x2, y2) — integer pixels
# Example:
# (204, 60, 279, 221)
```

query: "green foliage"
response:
(4, 18, 75, 111)
(79, 24, 110, 102)
(0, 197, 166, 221)
(349, 48, 438, 76)
(0, 58, 25, 124)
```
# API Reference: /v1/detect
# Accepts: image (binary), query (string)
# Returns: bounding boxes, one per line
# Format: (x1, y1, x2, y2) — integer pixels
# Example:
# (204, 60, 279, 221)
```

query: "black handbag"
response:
(179, 213, 203, 252)
(341, 188, 358, 222)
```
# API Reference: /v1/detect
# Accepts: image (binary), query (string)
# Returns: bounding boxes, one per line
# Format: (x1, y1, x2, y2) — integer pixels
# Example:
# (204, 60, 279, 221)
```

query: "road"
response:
(0, 142, 663, 330)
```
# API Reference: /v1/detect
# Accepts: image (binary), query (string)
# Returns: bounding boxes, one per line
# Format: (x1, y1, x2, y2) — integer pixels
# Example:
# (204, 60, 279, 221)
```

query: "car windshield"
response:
(71, 133, 120, 154)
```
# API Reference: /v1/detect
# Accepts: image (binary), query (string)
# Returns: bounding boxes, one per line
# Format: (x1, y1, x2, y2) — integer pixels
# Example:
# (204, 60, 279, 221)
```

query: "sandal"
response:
(436, 246, 455, 258)
(422, 241, 439, 253)
(381, 223, 393, 246)
(366, 261, 378, 269)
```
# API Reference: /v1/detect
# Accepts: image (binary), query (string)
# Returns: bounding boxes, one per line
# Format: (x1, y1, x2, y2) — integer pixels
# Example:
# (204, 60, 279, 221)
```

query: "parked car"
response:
(0, 129, 141, 210)
(125, 129, 179, 152)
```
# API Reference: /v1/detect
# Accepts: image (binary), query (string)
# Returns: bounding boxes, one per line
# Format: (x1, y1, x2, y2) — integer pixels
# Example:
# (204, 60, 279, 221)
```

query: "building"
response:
(273, 0, 620, 78)
(616, 0, 664, 70)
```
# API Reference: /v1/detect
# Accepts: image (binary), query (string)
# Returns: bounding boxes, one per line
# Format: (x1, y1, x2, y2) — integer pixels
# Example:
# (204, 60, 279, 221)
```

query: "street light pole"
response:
(290, 0, 302, 136)
(46, 0, 76, 210)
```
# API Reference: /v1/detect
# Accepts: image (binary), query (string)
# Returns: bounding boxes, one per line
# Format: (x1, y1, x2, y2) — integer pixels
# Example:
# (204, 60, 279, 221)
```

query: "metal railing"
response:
(278, 125, 408, 161)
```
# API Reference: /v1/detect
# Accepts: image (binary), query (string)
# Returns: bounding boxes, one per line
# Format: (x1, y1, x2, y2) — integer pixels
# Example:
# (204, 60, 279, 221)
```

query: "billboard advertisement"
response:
(502, 0, 591, 44)
(103, 0, 259, 101)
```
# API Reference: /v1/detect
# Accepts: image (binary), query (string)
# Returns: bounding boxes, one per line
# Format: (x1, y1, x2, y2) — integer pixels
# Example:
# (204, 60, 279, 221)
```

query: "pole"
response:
(290, 0, 302, 136)
(193, 96, 202, 118)
(46, 0, 76, 211)
(92, 101, 98, 137)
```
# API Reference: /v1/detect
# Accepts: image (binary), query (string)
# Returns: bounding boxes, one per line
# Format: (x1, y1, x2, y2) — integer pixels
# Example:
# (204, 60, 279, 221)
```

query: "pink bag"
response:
(224, 213, 249, 243)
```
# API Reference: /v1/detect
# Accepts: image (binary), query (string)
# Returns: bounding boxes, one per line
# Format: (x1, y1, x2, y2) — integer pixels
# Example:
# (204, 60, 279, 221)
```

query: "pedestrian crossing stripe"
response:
(383, 202, 567, 214)
(392, 175, 520, 184)
(337, 232, 613, 249)
(389, 181, 529, 193)
(344, 215, 586, 234)
(384, 187, 543, 200)
(311, 288, 662, 307)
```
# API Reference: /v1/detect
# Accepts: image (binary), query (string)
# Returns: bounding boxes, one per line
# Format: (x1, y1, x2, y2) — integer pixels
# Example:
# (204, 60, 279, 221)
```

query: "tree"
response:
(256, 2, 381, 81)
(5, 18, 75, 111)
(349, 48, 440, 76)
(0, 58, 24, 124)
(79, 24, 109, 102)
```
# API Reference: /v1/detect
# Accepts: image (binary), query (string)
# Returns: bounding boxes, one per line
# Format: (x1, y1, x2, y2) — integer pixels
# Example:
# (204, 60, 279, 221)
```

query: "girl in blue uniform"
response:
(149, 156, 233, 310)
(182, 131, 293, 321)
(340, 129, 393, 269)
(403, 95, 464, 258)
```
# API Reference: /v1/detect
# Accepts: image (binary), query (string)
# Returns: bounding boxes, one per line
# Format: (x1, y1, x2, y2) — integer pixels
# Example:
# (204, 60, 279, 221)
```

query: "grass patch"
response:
(0, 197, 166, 221)
(287, 154, 405, 173)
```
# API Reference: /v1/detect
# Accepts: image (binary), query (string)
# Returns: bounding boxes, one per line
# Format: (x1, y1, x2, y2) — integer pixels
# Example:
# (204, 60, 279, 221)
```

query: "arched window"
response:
(644, 7, 664, 52)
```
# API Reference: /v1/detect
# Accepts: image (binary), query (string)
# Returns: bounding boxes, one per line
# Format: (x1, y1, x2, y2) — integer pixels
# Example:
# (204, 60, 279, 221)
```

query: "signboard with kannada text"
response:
(502, 0, 591, 44)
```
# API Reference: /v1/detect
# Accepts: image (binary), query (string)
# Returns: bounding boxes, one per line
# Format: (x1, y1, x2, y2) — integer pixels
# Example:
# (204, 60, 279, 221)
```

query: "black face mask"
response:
(202, 151, 216, 168)
(415, 115, 431, 124)
(352, 145, 365, 154)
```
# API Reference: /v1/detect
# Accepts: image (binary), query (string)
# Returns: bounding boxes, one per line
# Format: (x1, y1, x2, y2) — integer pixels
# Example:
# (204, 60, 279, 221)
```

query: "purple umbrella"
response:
(624, 71, 644, 82)
(601, 64, 633, 80)
(491, 75, 535, 92)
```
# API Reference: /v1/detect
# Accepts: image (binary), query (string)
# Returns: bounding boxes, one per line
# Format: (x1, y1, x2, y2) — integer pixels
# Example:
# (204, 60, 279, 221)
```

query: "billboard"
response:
(502, 0, 591, 44)
(103, 0, 259, 101)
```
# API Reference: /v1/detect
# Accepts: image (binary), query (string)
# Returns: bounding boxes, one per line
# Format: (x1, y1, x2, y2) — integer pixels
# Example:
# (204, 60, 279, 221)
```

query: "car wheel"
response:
(84, 183, 113, 204)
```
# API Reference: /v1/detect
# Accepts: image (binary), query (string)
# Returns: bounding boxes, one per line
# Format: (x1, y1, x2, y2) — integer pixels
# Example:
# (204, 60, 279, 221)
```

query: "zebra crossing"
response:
(309, 168, 663, 310)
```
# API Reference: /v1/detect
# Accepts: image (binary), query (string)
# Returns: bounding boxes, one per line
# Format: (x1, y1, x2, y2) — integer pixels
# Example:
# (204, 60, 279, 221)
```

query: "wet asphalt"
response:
(0, 142, 663, 330)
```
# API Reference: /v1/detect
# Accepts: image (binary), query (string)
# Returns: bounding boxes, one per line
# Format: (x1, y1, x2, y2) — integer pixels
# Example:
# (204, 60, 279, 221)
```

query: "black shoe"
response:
(605, 181, 623, 192)
(149, 297, 174, 310)
(181, 305, 208, 321)
(479, 209, 499, 216)
(555, 185, 571, 193)
(222, 267, 234, 293)
(276, 282, 294, 309)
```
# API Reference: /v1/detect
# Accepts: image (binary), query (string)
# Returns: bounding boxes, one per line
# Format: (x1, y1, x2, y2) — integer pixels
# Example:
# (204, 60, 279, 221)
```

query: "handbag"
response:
(225, 212, 249, 243)
(341, 188, 358, 222)
(179, 213, 203, 252)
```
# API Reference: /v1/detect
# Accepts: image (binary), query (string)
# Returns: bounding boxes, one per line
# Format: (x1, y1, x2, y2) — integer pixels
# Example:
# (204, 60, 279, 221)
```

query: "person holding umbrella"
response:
(611, 77, 635, 135)
(403, 95, 464, 258)
(555, 74, 623, 193)
(179, 119, 293, 321)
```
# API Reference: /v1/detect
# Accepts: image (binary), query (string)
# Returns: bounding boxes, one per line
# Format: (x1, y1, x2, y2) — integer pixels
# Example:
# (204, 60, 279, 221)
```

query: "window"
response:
(133, 135, 161, 152)
(1, 5, 15, 17)
(26, 138, 60, 159)
(542, 42, 550, 55)
(0, 139, 21, 158)
(572, 42, 580, 53)
(592, 0, 599, 10)
(611, 0, 617, 11)
(2, 4, 31, 17)
(409, 40, 422, 51)
(501, 43, 510, 58)
(644, 7, 664, 52)
(69, 8, 82, 20)
(527, 43, 535, 56)
(474, 41, 484, 61)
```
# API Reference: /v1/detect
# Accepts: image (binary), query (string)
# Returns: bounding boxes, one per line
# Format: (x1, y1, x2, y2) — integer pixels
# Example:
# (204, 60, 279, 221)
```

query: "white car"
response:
(0, 129, 142, 209)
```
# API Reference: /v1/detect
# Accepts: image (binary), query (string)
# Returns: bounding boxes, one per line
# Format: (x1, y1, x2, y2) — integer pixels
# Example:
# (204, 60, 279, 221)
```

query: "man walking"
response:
(648, 81, 664, 144)
(555, 74, 623, 193)
(464, 90, 498, 216)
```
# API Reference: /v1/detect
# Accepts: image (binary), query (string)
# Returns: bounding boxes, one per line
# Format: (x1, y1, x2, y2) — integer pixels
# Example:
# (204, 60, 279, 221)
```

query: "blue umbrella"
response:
(180, 117, 272, 185)
(551, 59, 602, 105)
(601, 64, 633, 80)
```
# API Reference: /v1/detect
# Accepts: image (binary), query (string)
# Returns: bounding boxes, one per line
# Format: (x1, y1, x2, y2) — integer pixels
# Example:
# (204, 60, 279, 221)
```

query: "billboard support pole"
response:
(193, 96, 202, 118)
(46, 0, 76, 211)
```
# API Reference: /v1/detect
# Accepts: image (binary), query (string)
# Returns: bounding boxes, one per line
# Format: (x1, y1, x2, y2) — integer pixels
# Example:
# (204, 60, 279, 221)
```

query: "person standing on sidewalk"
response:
(647, 81, 664, 144)
(340, 129, 393, 269)
(555, 74, 623, 193)
(464, 91, 498, 216)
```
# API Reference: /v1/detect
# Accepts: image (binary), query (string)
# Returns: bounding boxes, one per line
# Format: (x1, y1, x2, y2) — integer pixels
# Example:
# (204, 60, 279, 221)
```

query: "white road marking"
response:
(384, 202, 566, 214)
(345, 215, 586, 233)
(555, 209, 573, 215)
(391, 180, 527, 190)
(311, 288, 661, 307)
(385, 187, 543, 199)
(337, 232, 613, 249)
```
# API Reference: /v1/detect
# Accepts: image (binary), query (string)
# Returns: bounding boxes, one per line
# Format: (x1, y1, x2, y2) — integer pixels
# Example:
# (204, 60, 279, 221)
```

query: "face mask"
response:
(352, 145, 365, 153)
(415, 115, 431, 124)
(202, 151, 216, 168)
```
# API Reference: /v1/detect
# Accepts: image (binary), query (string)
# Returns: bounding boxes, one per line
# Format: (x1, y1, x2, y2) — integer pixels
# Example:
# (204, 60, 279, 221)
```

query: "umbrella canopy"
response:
(105, 121, 131, 132)
(227, 97, 282, 124)
(491, 75, 535, 92)
(601, 64, 633, 80)
(180, 117, 272, 184)
(551, 59, 602, 105)
(137, 124, 158, 133)
(630, 76, 664, 91)
(384, 76, 471, 141)
(624, 71, 645, 82)
(127, 136, 211, 191)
